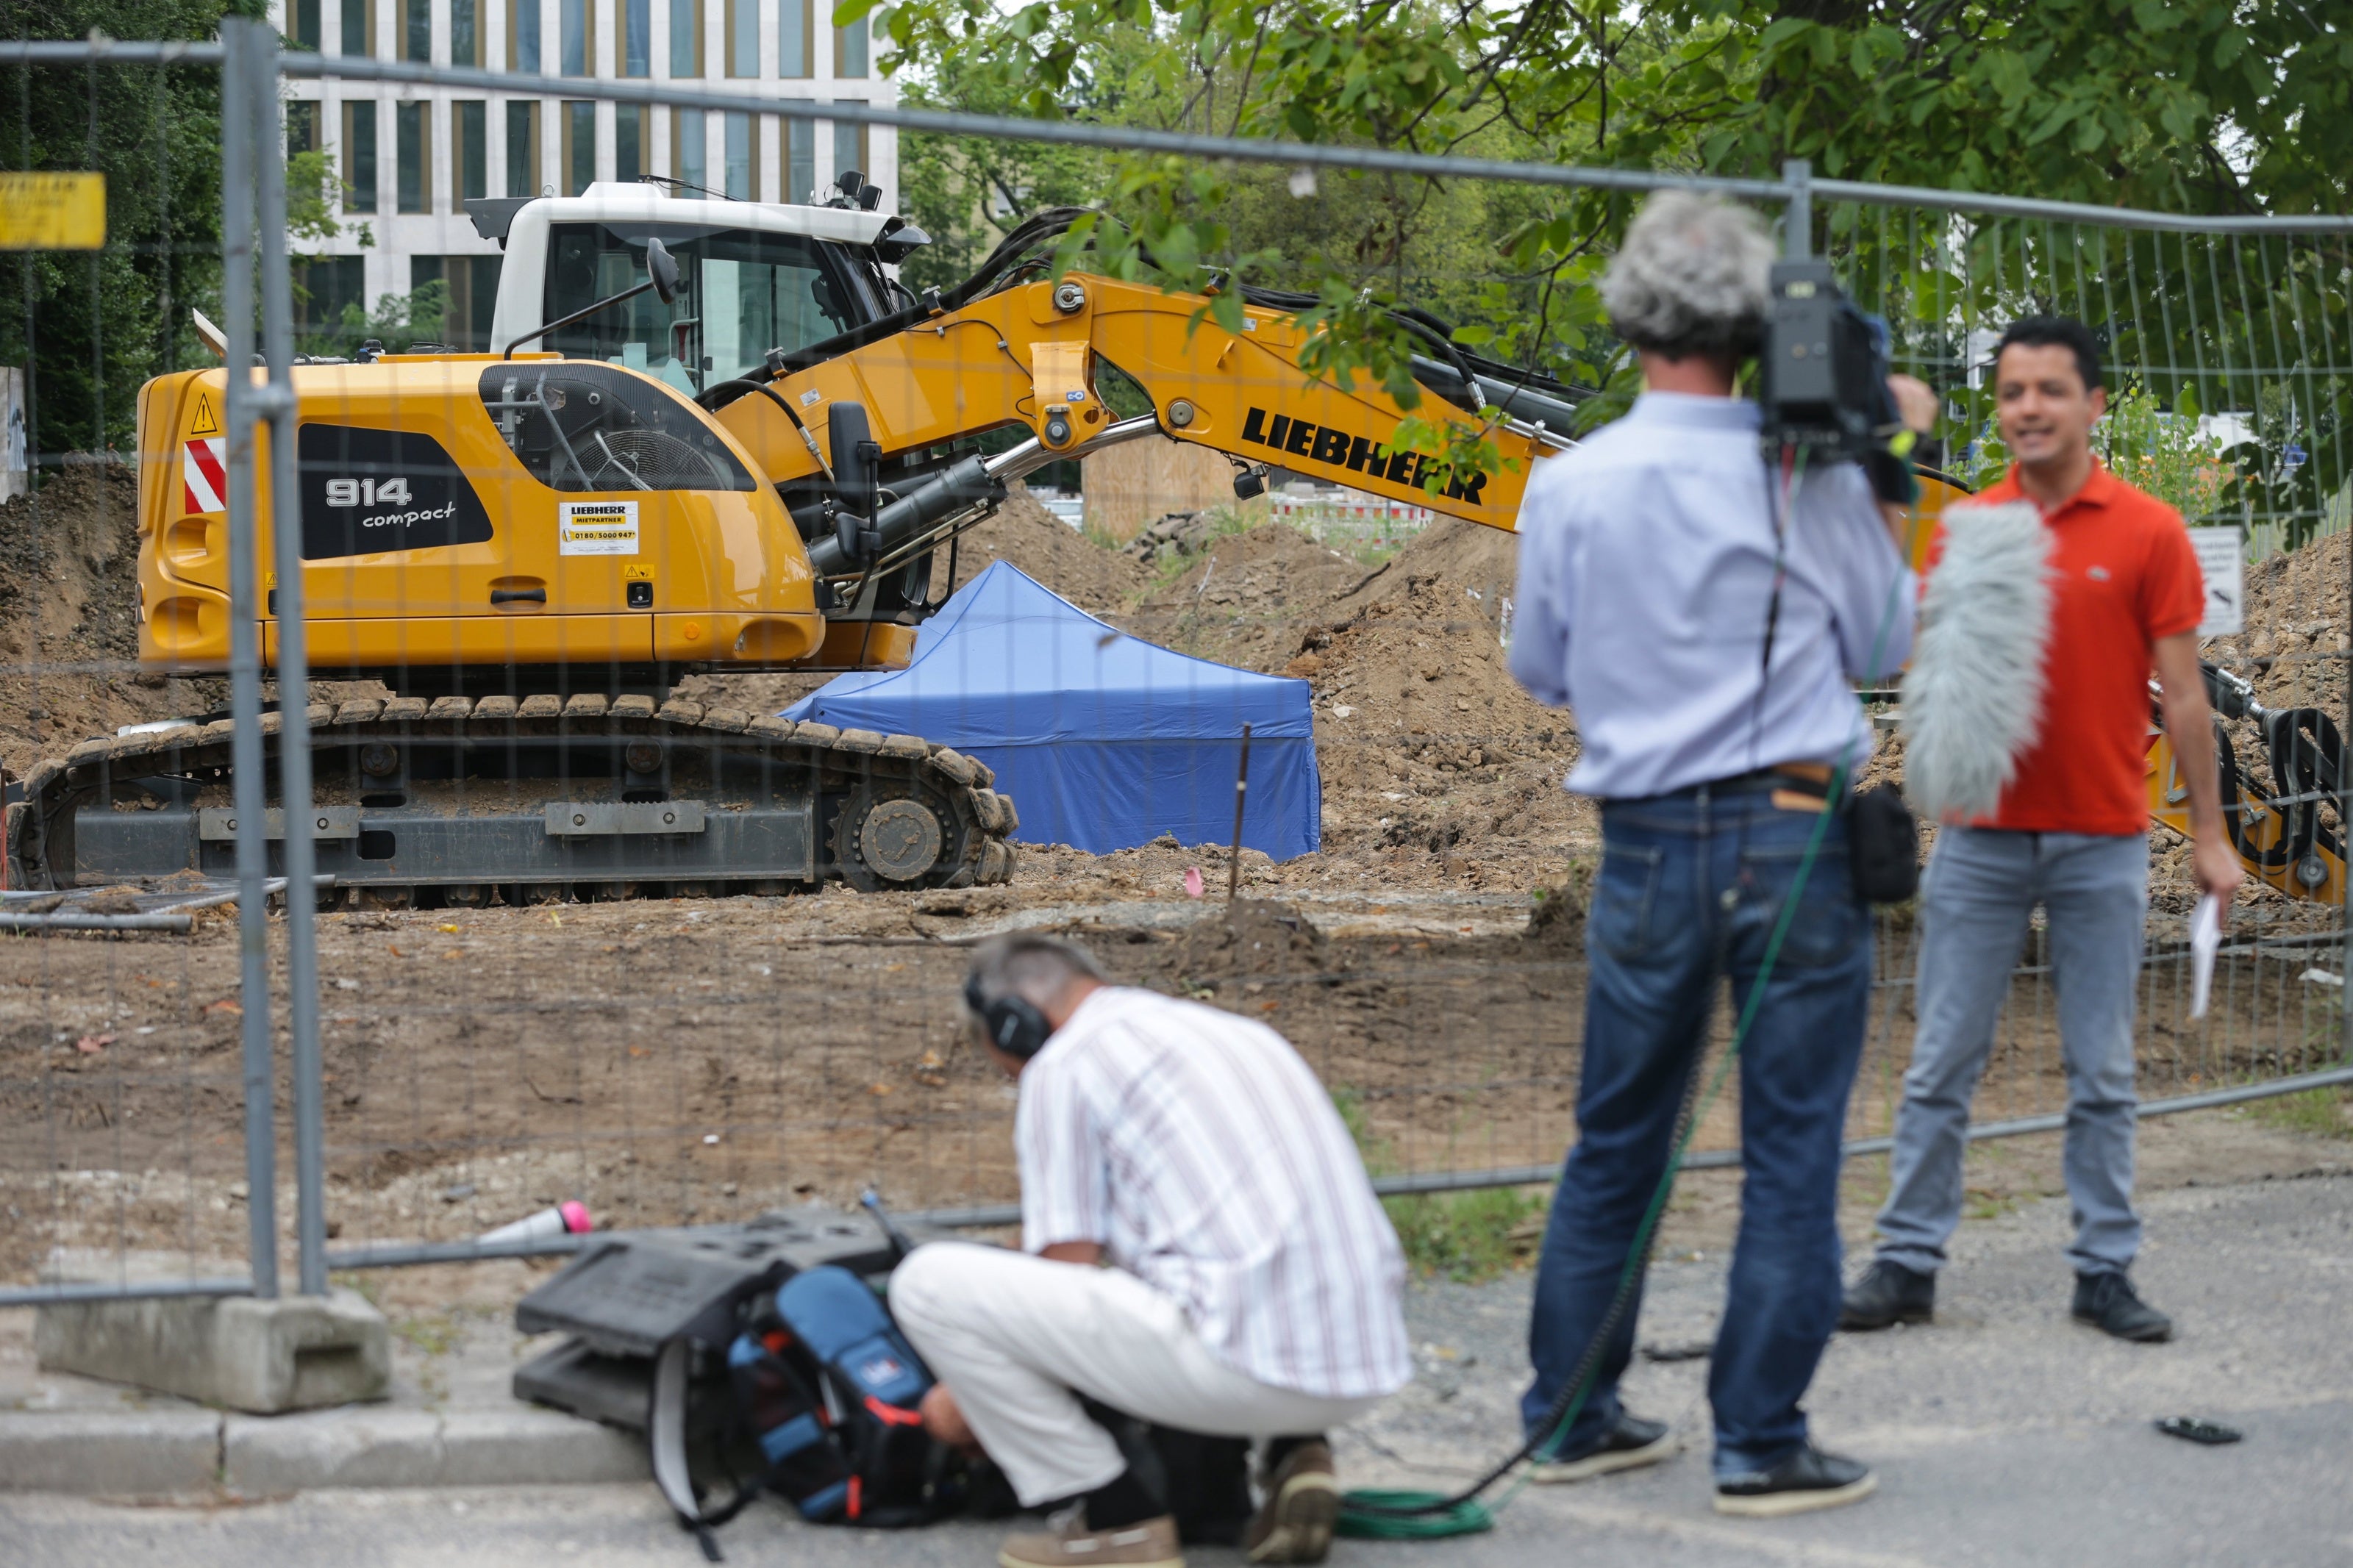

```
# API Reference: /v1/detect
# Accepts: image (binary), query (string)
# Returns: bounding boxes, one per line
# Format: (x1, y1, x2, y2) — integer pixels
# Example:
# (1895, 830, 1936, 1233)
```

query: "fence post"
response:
(242, 23, 330, 1300)
(220, 14, 279, 1301)
(1782, 158, 1811, 259)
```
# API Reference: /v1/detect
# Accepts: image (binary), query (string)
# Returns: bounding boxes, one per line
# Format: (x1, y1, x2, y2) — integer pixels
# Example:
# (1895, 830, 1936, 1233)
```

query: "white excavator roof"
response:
(481, 187, 897, 251)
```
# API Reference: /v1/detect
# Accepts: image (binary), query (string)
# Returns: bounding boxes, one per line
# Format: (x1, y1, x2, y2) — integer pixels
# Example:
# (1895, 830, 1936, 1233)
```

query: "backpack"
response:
(649, 1264, 962, 1559)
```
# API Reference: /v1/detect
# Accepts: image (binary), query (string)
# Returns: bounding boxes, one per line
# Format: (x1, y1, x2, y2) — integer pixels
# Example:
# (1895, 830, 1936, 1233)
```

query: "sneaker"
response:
(999, 1509, 1184, 1568)
(1714, 1445, 1877, 1518)
(2071, 1271, 2173, 1343)
(1245, 1440, 1339, 1564)
(1527, 1409, 1679, 1484)
(1839, 1259, 1935, 1331)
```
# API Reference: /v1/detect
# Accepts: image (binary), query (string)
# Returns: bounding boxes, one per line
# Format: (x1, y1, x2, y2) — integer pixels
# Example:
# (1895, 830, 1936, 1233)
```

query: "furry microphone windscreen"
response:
(1900, 501, 2057, 823)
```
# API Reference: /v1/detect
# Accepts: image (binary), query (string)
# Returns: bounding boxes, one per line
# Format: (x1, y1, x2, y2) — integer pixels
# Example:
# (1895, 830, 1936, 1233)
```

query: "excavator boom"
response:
(708, 273, 1570, 584)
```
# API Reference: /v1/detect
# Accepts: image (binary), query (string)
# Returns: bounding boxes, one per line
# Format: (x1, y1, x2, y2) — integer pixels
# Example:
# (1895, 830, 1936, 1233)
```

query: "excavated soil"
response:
(0, 466, 226, 778)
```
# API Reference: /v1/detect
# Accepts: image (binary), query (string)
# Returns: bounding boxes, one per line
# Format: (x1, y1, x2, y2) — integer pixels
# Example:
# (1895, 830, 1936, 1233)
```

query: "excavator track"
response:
(6, 695, 1020, 906)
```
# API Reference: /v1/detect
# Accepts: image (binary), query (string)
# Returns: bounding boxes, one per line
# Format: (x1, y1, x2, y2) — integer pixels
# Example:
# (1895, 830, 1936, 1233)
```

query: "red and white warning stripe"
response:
(182, 436, 226, 514)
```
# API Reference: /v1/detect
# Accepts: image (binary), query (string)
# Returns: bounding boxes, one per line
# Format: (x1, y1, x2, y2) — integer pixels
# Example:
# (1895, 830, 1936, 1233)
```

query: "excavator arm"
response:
(707, 272, 1572, 582)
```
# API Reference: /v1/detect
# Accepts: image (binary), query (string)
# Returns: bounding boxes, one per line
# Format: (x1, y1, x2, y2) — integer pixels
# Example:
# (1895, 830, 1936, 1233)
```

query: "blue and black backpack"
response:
(650, 1264, 967, 1558)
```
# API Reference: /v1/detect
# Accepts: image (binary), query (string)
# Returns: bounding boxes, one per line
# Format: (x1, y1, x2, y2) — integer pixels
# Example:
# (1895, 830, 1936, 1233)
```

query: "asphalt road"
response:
(4, 1169, 2349, 1567)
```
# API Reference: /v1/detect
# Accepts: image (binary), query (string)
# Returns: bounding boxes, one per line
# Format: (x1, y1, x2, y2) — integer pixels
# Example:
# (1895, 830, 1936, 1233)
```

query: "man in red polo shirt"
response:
(1843, 317, 2243, 1342)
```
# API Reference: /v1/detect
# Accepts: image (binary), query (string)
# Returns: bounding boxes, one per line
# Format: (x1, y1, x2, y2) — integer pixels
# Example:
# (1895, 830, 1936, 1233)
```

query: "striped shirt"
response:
(1017, 986, 1412, 1402)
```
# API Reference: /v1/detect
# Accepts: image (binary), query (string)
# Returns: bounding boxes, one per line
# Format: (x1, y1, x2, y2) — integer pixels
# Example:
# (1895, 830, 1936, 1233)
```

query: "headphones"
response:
(963, 973, 1052, 1060)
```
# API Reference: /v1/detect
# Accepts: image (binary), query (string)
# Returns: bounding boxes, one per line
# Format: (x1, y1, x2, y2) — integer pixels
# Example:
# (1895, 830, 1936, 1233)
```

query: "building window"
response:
(615, 104, 645, 182)
(622, 0, 650, 76)
(830, 116, 864, 188)
(288, 100, 321, 162)
(506, 99, 542, 196)
(668, 0, 702, 76)
(787, 115, 813, 203)
(452, 0, 482, 66)
(396, 101, 432, 212)
(293, 0, 322, 51)
(401, 0, 429, 61)
(560, 0, 596, 76)
(563, 100, 596, 195)
(509, 0, 541, 72)
(725, 0, 755, 77)
(778, 0, 808, 77)
(672, 108, 707, 190)
(453, 100, 488, 201)
(723, 110, 757, 199)
(340, 0, 374, 57)
(342, 101, 378, 212)
(410, 255, 503, 350)
(294, 256, 367, 344)
(834, 3, 865, 77)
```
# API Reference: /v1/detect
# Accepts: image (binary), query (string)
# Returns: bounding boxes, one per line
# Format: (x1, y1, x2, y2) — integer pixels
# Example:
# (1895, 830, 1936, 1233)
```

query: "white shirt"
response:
(1016, 986, 1411, 1401)
(1506, 392, 1916, 798)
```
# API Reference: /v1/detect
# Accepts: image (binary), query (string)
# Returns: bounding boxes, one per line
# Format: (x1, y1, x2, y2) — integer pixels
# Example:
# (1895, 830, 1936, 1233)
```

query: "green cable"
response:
(1339, 761, 1849, 1541)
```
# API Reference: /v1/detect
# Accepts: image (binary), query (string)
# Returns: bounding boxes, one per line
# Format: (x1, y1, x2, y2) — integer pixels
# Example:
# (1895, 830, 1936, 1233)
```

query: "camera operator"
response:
(1506, 190, 1936, 1517)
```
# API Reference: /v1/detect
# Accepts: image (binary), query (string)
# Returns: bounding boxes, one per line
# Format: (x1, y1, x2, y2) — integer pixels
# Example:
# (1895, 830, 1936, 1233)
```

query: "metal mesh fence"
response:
(1, 35, 2349, 1306)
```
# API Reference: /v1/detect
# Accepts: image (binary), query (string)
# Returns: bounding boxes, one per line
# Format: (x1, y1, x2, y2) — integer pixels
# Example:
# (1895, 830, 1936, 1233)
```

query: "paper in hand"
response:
(2189, 894, 2223, 1020)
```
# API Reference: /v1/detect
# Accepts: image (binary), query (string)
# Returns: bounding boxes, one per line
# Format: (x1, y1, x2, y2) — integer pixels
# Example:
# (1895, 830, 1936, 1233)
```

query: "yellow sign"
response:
(0, 173, 107, 251)
(190, 392, 220, 437)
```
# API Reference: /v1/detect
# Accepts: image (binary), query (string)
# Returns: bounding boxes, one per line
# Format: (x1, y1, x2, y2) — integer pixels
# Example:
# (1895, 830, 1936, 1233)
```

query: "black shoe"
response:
(1714, 1445, 1877, 1517)
(2071, 1271, 2173, 1342)
(1839, 1259, 1935, 1331)
(1527, 1409, 1679, 1483)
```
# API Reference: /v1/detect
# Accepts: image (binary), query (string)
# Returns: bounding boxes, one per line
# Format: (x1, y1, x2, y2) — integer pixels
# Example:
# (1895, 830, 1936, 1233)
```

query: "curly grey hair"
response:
(1601, 190, 1775, 360)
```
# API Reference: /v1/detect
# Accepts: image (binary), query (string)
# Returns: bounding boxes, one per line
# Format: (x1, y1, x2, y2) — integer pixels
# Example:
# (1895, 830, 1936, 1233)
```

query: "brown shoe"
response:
(999, 1510, 1184, 1568)
(1246, 1441, 1340, 1564)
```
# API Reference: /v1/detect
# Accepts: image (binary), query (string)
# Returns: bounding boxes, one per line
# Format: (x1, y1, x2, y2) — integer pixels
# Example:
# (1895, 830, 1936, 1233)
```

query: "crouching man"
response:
(890, 934, 1410, 1568)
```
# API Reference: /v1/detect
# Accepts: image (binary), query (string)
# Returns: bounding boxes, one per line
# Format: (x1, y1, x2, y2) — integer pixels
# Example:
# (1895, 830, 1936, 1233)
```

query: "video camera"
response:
(1757, 258, 1899, 465)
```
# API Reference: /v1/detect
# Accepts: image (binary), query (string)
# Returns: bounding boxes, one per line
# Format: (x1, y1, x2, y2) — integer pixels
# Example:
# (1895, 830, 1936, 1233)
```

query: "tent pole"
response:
(1227, 723, 1253, 903)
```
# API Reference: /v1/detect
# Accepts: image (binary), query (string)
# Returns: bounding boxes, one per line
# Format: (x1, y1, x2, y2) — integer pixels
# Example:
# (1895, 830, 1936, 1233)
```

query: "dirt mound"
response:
(1121, 520, 1376, 673)
(946, 483, 1149, 613)
(1175, 897, 1330, 981)
(0, 465, 223, 770)
(2206, 529, 2349, 712)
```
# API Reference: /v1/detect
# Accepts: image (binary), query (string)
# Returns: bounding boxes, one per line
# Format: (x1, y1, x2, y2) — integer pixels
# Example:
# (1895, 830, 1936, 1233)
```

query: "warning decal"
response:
(559, 499, 640, 556)
(182, 437, 227, 514)
(190, 393, 221, 437)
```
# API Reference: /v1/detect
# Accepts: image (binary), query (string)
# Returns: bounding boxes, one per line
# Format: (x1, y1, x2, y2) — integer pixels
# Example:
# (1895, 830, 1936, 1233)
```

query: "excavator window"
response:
(478, 362, 757, 493)
(543, 221, 876, 393)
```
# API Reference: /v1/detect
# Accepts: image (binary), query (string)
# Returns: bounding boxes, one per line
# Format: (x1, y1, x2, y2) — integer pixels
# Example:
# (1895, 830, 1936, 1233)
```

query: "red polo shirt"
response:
(1925, 462, 2204, 836)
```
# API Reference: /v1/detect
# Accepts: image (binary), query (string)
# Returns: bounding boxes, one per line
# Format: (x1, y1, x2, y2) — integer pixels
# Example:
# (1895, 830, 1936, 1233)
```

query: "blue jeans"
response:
(1875, 827, 2147, 1278)
(1521, 784, 1874, 1479)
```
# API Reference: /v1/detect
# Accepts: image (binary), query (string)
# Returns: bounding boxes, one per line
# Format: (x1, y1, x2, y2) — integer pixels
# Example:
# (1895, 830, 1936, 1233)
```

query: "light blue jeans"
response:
(1875, 826, 2149, 1278)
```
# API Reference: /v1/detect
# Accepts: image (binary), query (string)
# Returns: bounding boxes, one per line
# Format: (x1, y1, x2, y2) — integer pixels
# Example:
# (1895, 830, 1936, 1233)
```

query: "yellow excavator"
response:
(10, 184, 2332, 906)
(6, 194, 1567, 903)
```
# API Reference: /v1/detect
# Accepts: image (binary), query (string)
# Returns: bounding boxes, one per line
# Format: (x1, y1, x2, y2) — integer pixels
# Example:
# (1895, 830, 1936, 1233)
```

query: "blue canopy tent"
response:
(783, 561, 1321, 859)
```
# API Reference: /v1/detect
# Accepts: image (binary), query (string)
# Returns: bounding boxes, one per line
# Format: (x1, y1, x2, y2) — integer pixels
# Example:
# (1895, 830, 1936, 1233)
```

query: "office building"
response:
(276, 0, 896, 349)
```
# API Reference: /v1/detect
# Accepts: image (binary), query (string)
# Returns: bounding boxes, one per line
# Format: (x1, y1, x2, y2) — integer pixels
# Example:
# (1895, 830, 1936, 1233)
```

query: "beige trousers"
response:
(890, 1241, 1382, 1507)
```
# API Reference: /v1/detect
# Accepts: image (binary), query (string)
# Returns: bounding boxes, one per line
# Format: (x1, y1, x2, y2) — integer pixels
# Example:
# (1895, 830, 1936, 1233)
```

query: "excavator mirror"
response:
(644, 237, 680, 306)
